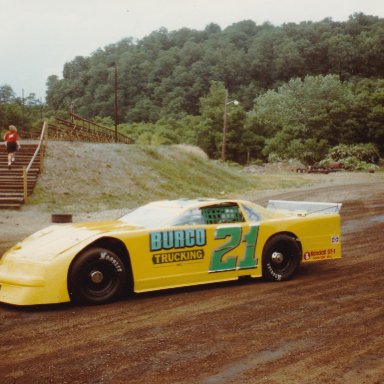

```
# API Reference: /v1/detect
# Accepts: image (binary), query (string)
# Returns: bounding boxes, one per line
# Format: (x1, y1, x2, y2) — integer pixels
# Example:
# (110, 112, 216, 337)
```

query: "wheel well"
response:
(75, 237, 133, 290)
(264, 232, 302, 255)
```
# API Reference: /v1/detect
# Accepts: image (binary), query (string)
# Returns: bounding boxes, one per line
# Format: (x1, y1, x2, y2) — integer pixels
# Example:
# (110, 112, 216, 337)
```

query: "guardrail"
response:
(23, 121, 48, 202)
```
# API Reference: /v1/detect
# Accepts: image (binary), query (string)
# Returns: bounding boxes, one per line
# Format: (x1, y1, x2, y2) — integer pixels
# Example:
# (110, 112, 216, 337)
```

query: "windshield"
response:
(119, 204, 184, 228)
(119, 200, 265, 228)
(241, 203, 262, 222)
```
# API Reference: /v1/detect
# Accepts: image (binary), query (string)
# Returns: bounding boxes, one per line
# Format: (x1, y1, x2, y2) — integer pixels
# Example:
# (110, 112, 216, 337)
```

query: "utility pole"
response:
(114, 63, 118, 143)
(221, 90, 239, 161)
(221, 89, 228, 161)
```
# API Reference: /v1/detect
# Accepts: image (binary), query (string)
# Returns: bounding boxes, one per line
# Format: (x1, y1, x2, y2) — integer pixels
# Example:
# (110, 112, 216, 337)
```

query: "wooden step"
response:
(0, 174, 38, 178)
(0, 141, 42, 209)
(0, 196, 24, 204)
(0, 169, 38, 172)
(0, 188, 36, 191)
(0, 193, 24, 198)
(0, 204, 21, 210)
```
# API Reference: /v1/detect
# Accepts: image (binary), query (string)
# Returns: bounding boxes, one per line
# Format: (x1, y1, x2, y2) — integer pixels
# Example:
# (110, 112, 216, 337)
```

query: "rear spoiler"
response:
(267, 200, 342, 215)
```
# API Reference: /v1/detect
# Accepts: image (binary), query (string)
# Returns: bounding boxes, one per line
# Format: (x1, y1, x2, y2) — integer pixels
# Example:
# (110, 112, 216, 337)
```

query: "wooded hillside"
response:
(46, 13, 383, 121)
(1, 13, 383, 164)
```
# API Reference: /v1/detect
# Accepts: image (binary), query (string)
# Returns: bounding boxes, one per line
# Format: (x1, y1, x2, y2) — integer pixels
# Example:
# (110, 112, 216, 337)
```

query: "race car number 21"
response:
(210, 226, 259, 273)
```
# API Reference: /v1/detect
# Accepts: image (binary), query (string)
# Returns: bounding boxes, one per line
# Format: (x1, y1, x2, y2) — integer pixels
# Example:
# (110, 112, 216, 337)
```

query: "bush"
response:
(325, 143, 381, 171)
(328, 143, 380, 164)
(339, 157, 378, 171)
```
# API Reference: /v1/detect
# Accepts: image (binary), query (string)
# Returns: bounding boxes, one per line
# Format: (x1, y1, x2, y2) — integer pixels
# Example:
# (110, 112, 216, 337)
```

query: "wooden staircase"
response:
(0, 144, 40, 210)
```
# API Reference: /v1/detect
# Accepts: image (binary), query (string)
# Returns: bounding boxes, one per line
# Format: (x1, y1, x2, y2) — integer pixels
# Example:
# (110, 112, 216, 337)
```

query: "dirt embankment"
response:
(0, 171, 383, 383)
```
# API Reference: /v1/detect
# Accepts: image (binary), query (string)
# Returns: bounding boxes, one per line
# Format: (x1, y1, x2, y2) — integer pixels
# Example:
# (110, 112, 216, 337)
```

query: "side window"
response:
(201, 205, 244, 224)
(242, 204, 261, 222)
(171, 208, 205, 226)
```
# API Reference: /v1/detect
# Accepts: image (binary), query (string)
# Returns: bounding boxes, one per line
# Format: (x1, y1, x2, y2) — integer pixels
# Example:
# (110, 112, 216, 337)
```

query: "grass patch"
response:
(29, 142, 312, 212)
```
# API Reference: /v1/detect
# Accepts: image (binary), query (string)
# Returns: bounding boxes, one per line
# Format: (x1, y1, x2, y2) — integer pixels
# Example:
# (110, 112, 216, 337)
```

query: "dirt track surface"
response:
(1, 173, 383, 383)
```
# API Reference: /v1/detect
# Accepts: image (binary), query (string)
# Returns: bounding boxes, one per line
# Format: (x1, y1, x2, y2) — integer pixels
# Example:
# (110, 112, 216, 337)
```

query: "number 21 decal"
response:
(209, 225, 259, 273)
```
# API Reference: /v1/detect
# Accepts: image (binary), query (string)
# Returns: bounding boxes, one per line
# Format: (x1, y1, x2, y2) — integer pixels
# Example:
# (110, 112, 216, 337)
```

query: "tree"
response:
(247, 75, 356, 163)
(349, 78, 384, 153)
(327, 34, 358, 78)
(0, 84, 44, 133)
(197, 81, 246, 162)
(0, 85, 15, 103)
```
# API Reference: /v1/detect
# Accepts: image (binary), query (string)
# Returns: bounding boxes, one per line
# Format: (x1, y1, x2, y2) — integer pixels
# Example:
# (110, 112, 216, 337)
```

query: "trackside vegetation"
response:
(28, 142, 311, 212)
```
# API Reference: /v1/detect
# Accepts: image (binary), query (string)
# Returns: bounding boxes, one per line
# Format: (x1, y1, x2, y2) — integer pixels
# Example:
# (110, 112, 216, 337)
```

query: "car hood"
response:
(2, 220, 141, 262)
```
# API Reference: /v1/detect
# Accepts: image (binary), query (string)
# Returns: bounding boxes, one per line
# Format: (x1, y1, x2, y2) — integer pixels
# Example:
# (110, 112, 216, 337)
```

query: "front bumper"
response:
(0, 257, 71, 306)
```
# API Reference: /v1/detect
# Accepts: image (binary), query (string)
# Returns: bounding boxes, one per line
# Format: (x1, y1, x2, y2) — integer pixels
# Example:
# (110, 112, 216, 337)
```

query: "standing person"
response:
(4, 125, 20, 169)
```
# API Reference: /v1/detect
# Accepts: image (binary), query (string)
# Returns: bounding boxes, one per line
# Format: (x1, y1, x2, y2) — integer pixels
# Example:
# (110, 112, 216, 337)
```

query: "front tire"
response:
(68, 247, 127, 305)
(262, 234, 301, 281)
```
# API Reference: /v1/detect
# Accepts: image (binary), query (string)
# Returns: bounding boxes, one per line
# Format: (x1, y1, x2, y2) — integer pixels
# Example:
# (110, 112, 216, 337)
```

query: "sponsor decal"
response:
(331, 235, 340, 244)
(152, 249, 205, 265)
(304, 248, 337, 260)
(150, 228, 206, 251)
(100, 251, 123, 272)
(267, 263, 282, 280)
(150, 229, 206, 266)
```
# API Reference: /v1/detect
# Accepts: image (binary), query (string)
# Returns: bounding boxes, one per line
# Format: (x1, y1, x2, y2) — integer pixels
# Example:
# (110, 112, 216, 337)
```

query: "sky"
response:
(0, 0, 383, 100)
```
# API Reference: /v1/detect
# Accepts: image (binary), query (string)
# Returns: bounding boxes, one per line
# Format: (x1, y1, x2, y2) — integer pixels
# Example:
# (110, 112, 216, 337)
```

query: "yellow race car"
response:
(0, 199, 342, 306)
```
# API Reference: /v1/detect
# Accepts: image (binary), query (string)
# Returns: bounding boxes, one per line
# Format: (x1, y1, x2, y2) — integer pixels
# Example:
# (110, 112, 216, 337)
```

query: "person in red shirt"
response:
(4, 125, 20, 169)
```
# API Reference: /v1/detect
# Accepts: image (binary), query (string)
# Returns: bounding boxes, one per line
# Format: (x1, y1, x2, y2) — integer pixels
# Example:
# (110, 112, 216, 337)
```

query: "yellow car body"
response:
(0, 199, 342, 306)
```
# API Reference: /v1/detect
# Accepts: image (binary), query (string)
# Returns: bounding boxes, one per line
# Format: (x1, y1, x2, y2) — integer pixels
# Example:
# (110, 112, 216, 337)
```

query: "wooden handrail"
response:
(23, 121, 48, 202)
(56, 113, 134, 144)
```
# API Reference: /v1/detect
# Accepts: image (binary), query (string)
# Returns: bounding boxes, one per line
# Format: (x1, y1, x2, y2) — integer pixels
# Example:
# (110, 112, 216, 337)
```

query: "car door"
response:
(132, 203, 261, 292)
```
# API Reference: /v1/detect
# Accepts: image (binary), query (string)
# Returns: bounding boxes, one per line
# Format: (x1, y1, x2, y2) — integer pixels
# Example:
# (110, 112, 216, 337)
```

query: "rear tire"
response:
(262, 234, 301, 281)
(68, 247, 127, 305)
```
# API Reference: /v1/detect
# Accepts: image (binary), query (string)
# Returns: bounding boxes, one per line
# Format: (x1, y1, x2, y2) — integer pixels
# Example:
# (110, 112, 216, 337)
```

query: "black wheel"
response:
(68, 247, 127, 305)
(262, 234, 301, 281)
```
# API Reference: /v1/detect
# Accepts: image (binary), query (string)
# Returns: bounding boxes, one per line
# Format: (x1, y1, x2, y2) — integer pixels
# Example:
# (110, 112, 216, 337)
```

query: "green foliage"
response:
(197, 81, 247, 162)
(248, 75, 384, 163)
(348, 78, 384, 153)
(337, 157, 379, 171)
(265, 136, 329, 165)
(119, 114, 201, 145)
(45, 14, 384, 125)
(320, 143, 380, 170)
(0, 85, 45, 135)
(327, 143, 380, 164)
(248, 75, 352, 163)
